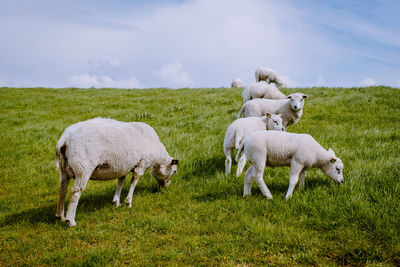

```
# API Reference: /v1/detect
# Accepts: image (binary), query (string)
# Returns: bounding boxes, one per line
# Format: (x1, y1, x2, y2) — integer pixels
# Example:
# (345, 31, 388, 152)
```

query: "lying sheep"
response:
(237, 93, 308, 128)
(255, 67, 287, 88)
(55, 117, 179, 226)
(223, 113, 285, 176)
(235, 131, 344, 199)
(231, 78, 243, 88)
(242, 82, 286, 103)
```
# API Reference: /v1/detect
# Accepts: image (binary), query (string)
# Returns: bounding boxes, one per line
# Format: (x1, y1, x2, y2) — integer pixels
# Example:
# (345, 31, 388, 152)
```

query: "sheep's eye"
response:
(300, 99, 303, 102)
(273, 121, 278, 125)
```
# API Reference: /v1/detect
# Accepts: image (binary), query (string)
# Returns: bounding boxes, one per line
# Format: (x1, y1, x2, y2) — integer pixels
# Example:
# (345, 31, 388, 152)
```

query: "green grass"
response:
(0, 86, 399, 266)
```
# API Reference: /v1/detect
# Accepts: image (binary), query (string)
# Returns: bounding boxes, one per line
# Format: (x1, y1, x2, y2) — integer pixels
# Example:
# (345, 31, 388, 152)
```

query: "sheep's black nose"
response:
(294, 106, 298, 109)
(282, 127, 285, 131)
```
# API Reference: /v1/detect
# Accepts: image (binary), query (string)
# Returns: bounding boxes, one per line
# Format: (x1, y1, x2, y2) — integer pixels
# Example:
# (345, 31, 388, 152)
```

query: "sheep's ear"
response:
(303, 94, 308, 99)
(265, 112, 271, 118)
(330, 158, 337, 164)
(171, 159, 179, 165)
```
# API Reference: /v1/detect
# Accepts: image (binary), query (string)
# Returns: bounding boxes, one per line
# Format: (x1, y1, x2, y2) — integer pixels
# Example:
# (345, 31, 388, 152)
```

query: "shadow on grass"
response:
(191, 173, 333, 202)
(0, 183, 162, 227)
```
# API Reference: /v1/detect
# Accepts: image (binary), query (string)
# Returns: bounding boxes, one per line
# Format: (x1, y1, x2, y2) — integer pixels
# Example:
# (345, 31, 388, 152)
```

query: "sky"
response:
(0, 0, 399, 89)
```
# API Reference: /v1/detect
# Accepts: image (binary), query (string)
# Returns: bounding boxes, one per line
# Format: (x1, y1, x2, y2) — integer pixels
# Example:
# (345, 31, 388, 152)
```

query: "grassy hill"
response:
(0, 86, 399, 265)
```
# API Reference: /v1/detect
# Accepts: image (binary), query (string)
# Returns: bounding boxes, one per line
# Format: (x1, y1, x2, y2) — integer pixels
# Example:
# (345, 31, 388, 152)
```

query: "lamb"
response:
(231, 78, 243, 88)
(55, 117, 179, 226)
(242, 82, 286, 103)
(237, 93, 308, 128)
(223, 113, 285, 176)
(235, 130, 344, 199)
(255, 67, 287, 88)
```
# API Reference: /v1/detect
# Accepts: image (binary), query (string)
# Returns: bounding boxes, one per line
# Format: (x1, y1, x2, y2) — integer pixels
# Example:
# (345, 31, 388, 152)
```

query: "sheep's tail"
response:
(235, 142, 245, 162)
(237, 104, 246, 119)
(56, 134, 67, 173)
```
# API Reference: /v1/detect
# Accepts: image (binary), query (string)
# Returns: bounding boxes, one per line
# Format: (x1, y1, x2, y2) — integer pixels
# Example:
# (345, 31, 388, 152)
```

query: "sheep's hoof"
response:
(66, 219, 76, 227)
(124, 197, 132, 208)
(112, 196, 121, 207)
(56, 214, 66, 221)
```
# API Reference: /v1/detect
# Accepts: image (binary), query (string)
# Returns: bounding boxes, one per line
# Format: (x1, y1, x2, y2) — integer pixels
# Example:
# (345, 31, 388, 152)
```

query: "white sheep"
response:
(55, 117, 179, 226)
(231, 78, 243, 88)
(242, 82, 286, 103)
(223, 113, 285, 176)
(235, 130, 344, 199)
(237, 93, 308, 128)
(255, 67, 287, 88)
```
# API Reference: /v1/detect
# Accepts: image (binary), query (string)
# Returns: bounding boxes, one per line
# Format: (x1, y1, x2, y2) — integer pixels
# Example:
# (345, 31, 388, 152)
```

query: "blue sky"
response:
(0, 0, 399, 88)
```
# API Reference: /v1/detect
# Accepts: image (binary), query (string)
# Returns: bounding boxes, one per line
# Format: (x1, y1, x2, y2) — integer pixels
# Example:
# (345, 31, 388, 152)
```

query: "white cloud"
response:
(69, 74, 140, 88)
(359, 77, 377, 87)
(154, 62, 194, 88)
(314, 76, 326, 86)
(279, 75, 297, 88)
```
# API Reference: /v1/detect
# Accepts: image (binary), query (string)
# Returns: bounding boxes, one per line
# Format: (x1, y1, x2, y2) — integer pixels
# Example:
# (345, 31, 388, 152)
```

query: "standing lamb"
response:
(55, 117, 179, 227)
(237, 93, 308, 128)
(223, 113, 285, 176)
(235, 130, 344, 199)
(242, 82, 286, 103)
(255, 67, 287, 88)
(231, 78, 243, 88)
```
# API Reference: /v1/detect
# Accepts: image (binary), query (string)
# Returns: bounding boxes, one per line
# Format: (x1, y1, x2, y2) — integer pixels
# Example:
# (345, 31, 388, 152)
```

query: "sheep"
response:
(255, 67, 287, 88)
(237, 93, 308, 128)
(231, 78, 243, 88)
(55, 117, 179, 226)
(242, 82, 286, 103)
(223, 113, 285, 176)
(235, 130, 344, 199)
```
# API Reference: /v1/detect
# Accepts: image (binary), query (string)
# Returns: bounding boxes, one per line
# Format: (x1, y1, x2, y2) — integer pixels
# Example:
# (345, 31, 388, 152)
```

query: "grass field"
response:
(0, 86, 399, 266)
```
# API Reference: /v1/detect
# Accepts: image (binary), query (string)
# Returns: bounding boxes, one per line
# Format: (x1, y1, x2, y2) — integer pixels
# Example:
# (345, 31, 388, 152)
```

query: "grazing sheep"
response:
(255, 67, 287, 88)
(223, 113, 285, 176)
(55, 117, 179, 226)
(237, 93, 308, 128)
(242, 82, 286, 103)
(231, 78, 243, 88)
(235, 130, 344, 199)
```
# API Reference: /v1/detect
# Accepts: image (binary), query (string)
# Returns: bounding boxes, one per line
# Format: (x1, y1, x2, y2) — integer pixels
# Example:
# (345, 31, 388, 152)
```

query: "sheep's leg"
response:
(252, 158, 272, 199)
(236, 154, 247, 176)
(56, 172, 70, 221)
(65, 172, 91, 227)
(285, 161, 303, 200)
(224, 148, 232, 176)
(112, 176, 126, 207)
(298, 169, 307, 188)
(254, 173, 273, 199)
(124, 163, 145, 208)
(243, 166, 254, 196)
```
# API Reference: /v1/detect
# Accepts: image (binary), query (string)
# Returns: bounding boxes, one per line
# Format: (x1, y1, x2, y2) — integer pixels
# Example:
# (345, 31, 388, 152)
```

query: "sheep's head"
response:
(287, 93, 308, 111)
(264, 112, 285, 131)
(151, 158, 179, 187)
(323, 148, 344, 184)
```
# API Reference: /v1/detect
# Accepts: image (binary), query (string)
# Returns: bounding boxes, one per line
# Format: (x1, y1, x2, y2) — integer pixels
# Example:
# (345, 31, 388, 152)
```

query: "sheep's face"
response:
(324, 149, 344, 184)
(151, 158, 179, 187)
(288, 93, 308, 111)
(264, 113, 285, 131)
